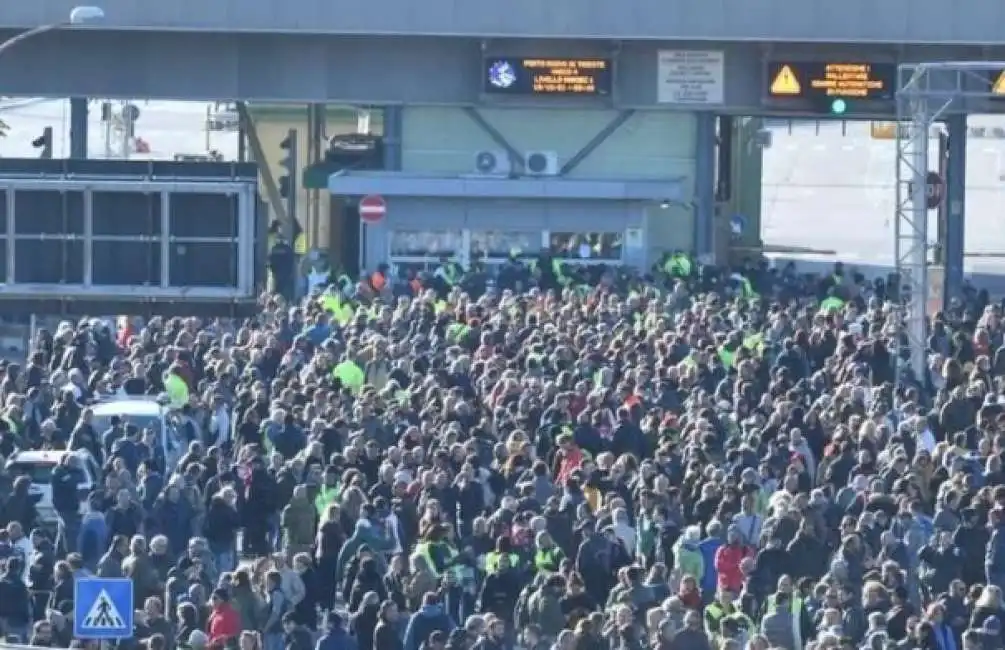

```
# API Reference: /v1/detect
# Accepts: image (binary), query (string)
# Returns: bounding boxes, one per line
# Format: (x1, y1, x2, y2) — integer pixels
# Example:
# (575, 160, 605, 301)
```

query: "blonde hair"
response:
(862, 580, 888, 603)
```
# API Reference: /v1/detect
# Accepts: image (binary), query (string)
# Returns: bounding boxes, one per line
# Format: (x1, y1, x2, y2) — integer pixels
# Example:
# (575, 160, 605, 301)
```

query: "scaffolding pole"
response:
(894, 61, 1002, 384)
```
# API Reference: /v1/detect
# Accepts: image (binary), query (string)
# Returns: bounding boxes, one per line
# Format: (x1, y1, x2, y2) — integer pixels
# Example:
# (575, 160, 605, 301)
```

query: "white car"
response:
(5, 449, 100, 523)
(90, 396, 186, 471)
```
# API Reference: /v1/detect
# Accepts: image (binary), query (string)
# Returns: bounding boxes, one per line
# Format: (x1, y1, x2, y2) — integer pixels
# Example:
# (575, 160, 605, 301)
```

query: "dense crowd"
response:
(0, 254, 1002, 650)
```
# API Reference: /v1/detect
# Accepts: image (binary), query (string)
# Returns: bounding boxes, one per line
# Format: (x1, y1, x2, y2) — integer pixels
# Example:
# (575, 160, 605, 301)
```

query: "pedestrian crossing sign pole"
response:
(74, 578, 134, 639)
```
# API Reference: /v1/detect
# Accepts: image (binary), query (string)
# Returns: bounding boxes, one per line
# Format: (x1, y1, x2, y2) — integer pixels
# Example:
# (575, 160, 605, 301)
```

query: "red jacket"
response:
(714, 542, 753, 593)
(554, 447, 585, 485)
(207, 603, 240, 644)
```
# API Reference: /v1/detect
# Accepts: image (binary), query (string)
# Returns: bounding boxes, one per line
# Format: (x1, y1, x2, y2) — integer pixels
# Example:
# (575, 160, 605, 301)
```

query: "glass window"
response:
(470, 231, 539, 260)
(6, 461, 57, 484)
(90, 414, 163, 438)
(389, 230, 462, 257)
(550, 232, 623, 261)
(388, 260, 438, 280)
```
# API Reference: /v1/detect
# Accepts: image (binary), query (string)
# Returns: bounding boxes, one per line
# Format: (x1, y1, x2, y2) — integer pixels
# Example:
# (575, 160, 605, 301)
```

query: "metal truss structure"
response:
(895, 62, 1000, 383)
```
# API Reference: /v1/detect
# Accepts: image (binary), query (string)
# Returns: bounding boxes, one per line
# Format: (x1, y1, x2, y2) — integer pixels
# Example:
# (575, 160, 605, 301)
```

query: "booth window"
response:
(389, 230, 462, 258)
(549, 232, 623, 262)
(470, 231, 539, 262)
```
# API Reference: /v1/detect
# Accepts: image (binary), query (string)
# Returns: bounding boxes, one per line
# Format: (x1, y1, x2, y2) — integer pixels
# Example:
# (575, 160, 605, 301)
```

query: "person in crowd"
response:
(0, 256, 1002, 650)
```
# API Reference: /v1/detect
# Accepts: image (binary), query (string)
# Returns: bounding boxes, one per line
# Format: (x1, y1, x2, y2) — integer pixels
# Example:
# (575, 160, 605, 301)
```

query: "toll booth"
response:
(0, 158, 262, 317)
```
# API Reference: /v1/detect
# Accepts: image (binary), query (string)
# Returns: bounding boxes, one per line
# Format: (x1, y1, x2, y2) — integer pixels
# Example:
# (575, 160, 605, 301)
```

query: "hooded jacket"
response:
(336, 520, 395, 581)
(403, 604, 454, 650)
(316, 626, 358, 650)
(281, 493, 317, 553)
(673, 534, 705, 583)
(77, 511, 109, 567)
(714, 542, 753, 593)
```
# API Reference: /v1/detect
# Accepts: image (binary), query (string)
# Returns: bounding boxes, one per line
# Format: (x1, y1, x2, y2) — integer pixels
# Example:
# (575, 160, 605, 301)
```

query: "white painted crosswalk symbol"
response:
(83, 590, 125, 629)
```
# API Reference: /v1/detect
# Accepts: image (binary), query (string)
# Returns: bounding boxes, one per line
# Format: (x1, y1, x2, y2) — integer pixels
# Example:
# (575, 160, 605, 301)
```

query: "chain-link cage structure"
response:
(895, 62, 1001, 383)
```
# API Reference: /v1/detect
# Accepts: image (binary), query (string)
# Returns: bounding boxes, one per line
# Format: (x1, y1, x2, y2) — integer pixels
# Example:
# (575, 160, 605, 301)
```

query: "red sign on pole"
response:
(359, 195, 386, 224)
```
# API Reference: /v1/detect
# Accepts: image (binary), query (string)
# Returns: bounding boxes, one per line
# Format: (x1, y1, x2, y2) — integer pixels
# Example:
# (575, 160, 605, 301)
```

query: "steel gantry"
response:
(894, 61, 997, 383)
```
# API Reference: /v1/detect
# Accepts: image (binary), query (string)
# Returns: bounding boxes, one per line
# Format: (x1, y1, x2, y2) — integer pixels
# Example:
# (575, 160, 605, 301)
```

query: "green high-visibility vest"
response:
(718, 346, 735, 369)
(743, 333, 765, 355)
(674, 254, 693, 277)
(415, 541, 459, 579)
(534, 547, 563, 572)
(551, 259, 571, 286)
(821, 296, 845, 312)
(484, 551, 520, 575)
(314, 485, 337, 516)
(739, 276, 758, 299)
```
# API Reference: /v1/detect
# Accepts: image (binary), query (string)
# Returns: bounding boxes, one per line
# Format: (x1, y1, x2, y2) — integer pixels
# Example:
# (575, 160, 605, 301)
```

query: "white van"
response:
(5, 449, 100, 523)
(90, 396, 186, 471)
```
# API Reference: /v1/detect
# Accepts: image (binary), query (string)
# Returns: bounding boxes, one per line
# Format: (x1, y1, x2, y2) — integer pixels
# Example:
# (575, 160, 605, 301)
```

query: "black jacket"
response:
(50, 463, 82, 515)
(374, 621, 403, 650)
(0, 571, 30, 624)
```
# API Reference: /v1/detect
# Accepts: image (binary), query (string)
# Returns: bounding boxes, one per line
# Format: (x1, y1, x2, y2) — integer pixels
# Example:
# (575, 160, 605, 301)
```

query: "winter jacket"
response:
(281, 494, 317, 554)
(336, 521, 395, 581)
(760, 609, 797, 650)
(77, 512, 109, 567)
(403, 604, 454, 650)
(673, 538, 705, 582)
(316, 627, 358, 650)
(697, 537, 723, 594)
(50, 463, 82, 515)
(207, 603, 241, 644)
(150, 495, 192, 555)
(714, 543, 752, 593)
(989, 524, 1005, 583)
(527, 587, 565, 638)
(0, 570, 30, 625)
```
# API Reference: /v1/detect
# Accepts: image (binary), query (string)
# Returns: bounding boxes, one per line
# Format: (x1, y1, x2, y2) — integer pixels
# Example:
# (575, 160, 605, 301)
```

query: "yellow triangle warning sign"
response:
(770, 65, 801, 96)
(993, 71, 1005, 95)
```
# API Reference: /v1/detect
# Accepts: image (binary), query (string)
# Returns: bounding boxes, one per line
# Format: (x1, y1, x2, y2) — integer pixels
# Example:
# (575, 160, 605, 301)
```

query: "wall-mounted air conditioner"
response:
(524, 150, 559, 176)
(473, 150, 511, 175)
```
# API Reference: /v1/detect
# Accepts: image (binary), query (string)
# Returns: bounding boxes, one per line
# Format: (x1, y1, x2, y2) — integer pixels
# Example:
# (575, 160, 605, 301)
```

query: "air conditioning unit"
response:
(524, 150, 559, 176)
(473, 150, 511, 175)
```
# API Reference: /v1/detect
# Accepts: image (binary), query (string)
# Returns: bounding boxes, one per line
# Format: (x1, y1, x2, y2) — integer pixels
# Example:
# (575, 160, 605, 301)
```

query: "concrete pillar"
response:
(383, 106, 403, 171)
(944, 113, 967, 303)
(716, 115, 733, 202)
(693, 111, 716, 260)
(69, 97, 88, 159)
(733, 118, 764, 249)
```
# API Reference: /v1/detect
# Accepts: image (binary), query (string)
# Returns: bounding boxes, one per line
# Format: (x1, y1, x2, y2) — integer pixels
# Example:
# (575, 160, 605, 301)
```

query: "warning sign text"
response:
(767, 61, 896, 101)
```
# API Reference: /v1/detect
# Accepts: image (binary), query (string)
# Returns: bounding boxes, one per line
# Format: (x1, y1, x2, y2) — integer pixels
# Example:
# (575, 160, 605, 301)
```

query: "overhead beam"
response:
(560, 110, 635, 176)
(236, 101, 291, 236)
(463, 108, 525, 172)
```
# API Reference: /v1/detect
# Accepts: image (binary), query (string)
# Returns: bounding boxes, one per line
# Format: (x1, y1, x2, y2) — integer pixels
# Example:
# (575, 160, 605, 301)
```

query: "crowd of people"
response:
(0, 255, 1001, 650)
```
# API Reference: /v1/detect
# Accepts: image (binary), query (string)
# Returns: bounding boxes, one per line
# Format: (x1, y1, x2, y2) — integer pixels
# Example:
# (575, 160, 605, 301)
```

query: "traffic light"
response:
(278, 129, 297, 200)
(32, 126, 53, 159)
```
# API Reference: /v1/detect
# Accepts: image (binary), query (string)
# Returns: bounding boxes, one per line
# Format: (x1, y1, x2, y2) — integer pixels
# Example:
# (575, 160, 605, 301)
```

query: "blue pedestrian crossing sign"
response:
(730, 214, 748, 236)
(74, 578, 134, 639)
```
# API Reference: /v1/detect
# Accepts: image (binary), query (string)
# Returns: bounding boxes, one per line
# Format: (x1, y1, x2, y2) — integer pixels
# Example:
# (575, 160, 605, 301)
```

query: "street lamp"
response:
(0, 5, 104, 56)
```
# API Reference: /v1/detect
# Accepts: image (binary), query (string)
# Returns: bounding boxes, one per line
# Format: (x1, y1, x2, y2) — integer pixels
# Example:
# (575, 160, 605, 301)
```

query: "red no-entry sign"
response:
(359, 194, 386, 224)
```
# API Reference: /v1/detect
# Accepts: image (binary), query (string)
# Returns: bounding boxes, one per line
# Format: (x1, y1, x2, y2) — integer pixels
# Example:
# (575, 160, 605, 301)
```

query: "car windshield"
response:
(6, 462, 57, 484)
(91, 413, 163, 437)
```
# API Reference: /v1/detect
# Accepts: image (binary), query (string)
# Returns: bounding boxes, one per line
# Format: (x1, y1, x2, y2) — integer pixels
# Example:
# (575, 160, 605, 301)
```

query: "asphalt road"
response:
(762, 118, 1005, 284)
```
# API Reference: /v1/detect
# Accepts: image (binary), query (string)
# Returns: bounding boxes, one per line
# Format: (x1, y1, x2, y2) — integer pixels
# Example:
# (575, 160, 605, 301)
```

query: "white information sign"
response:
(657, 50, 725, 105)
